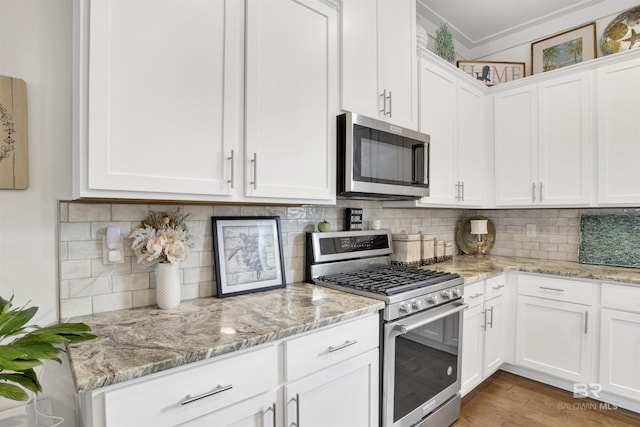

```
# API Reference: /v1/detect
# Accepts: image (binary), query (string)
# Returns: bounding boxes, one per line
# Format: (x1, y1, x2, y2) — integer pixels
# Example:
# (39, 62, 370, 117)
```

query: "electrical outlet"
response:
(102, 236, 124, 264)
(526, 223, 536, 237)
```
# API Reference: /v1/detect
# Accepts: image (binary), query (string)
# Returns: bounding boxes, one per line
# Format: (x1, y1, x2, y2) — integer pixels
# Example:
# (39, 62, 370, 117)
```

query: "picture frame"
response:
(212, 216, 286, 298)
(456, 60, 525, 86)
(531, 22, 596, 75)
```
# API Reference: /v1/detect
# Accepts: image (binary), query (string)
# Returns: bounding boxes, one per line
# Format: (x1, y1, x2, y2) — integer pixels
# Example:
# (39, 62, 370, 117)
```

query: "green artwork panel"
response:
(579, 214, 640, 268)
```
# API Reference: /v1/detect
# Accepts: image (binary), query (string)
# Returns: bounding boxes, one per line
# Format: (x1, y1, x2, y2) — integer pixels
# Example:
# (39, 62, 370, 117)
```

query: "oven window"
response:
(393, 315, 459, 422)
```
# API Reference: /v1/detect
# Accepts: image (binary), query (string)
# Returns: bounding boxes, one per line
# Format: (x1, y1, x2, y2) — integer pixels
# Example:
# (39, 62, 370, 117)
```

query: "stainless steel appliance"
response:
(306, 230, 466, 427)
(337, 112, 430, 200)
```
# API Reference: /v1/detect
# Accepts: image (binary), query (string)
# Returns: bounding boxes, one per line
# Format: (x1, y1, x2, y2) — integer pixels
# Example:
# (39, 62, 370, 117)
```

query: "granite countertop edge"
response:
(66, 283, 384, 394)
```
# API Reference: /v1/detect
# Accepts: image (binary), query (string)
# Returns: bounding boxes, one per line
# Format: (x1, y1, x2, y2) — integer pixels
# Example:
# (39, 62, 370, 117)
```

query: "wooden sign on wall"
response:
(0, 75, 28, 189)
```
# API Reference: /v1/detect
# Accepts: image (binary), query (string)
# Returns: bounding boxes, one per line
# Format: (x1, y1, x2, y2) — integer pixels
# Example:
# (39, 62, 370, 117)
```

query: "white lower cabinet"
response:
(515, 275, 595, 383)
(599, 284, 640, 401)
(461, 276, 508, 395)
(78, 314, 379, 427)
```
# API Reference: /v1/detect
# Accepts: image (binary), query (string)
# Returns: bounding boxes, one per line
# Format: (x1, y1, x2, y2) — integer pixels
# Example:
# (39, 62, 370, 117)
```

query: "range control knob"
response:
(427, 295, 438, 305)
(441, 290, 452, 300)
(451, 288, 461, 298)
(411, 299, 422, 311)
(398, 302, 411, 315)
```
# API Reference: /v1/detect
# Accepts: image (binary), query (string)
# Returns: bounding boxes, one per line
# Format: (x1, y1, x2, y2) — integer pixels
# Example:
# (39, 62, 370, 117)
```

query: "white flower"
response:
(165, 240, 186, 263)
(128, 208, 193, 265)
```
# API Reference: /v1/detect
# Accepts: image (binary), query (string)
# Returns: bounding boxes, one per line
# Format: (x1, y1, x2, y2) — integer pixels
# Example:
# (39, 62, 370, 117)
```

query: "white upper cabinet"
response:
(76, 0, 243, 200)
(73, 0, 336, 204)
(597, 56, 640, 205)
(494, 71, 593, 207)
(341, 0, 418, 130)
(244, 0, 337, 202)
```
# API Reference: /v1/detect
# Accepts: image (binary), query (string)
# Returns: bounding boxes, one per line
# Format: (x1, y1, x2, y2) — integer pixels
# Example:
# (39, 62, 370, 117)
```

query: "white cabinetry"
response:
(461, 275, 507, 395)
(494, 72, 592, 207)
(386, 55, 487, 208)
(341, 0, 418, 130)
(78, 314, 379, 427)
(244, 0, 336, 201)
(599, 283, 640, 401)
(596, 56, 640, 205)
(515, 274, 595, 383)
(73, 0, 336, 204)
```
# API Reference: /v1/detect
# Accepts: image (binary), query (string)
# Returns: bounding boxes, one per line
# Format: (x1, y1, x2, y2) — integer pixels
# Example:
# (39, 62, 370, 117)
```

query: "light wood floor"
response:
(452, 371, 640, 426)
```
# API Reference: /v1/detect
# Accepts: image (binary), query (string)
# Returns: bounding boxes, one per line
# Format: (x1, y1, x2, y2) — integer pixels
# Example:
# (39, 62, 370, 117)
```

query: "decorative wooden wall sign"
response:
(0, 75, 28, 189)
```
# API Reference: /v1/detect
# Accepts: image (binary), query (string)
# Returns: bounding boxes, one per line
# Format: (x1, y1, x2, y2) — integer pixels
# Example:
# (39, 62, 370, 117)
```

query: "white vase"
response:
(155, 262, 181, 309)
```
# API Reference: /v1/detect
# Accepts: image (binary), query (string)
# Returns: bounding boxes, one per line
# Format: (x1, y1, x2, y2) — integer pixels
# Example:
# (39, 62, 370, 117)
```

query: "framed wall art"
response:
(531, 22, 596, 75)
(212, 216, 286, 298)
(456, 61, 525, 86)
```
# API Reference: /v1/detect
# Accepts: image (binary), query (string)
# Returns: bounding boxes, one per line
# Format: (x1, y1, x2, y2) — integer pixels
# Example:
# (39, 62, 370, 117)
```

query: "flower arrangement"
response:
(130, 208, 193, 266)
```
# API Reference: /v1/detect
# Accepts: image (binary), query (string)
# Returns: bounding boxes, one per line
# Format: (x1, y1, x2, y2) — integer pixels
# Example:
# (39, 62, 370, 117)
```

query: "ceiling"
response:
(417, 0, 639, 58)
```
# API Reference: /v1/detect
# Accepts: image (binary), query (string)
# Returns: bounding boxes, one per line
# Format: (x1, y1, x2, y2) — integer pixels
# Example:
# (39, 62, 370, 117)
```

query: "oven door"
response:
(382, 301, 467, 427)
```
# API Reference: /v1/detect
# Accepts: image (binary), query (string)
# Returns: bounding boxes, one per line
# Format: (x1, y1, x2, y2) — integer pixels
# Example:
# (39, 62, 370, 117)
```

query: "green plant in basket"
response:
(0, 295, 97, 401)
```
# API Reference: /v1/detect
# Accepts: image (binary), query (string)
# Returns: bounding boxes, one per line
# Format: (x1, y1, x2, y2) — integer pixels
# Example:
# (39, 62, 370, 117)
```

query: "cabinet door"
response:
(600, 309, 640, 400)
(597, 57, 640, 205)
(538, 72, 592, 206)
(377, 0, 418, 130)
(86, 0, 240, 196)
(181, 391, 277, 427)
(417, 59, 457, 204)
(516, 296, 593, 383)
(494, 86, 538, 206)
(245, 0, 336, 202)
(285, 349, 379, 427)
(457, 82, 486, 207)
(461, 303, 484, 396)
(483, 295, 503, 376)
(341, 0, 379, 120)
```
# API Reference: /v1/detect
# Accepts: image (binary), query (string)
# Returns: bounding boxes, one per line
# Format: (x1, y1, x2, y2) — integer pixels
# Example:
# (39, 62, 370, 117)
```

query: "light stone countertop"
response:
(66, 283, 384, 394)
(430, 255, 640, 285)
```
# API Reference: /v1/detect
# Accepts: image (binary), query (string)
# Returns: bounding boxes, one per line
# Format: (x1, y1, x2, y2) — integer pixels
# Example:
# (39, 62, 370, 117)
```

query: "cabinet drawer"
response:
(103, 345, 277, 427)
(485, 275, 507, 299)
(518, 274, 593, 305)
(285, 314, 379, 381)
(464, 281, 485, 308)
(602, 283, 640, 313)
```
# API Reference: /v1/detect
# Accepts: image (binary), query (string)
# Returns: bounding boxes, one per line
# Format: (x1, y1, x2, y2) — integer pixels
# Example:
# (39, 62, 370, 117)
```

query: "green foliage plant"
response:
(0, 295, 97, 401)
(435, 22, 455, 64)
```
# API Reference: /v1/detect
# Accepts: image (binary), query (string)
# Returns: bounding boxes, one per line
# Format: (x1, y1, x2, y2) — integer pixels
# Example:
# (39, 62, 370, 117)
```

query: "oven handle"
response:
(393, 302, 468, 335)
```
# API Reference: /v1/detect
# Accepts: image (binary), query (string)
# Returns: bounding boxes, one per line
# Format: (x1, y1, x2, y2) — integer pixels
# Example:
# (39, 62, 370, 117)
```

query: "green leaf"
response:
(0, 357, 42, 371)
(8, 342, 59, 360)
(0, 345, 28, 361)
(0, 382, 28, 401)
(0, 306, 37, 339)
(0, 372, 41, 393)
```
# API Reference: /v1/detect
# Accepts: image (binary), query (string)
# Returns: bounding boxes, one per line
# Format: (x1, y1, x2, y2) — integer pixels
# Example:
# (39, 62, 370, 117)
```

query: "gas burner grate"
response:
(317, 266, 460, 295)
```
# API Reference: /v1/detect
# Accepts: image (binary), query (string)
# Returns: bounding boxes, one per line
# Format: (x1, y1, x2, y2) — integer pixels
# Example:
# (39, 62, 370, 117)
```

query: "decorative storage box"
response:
(391, 233, 422, 266)
(421, 234, 435, 265)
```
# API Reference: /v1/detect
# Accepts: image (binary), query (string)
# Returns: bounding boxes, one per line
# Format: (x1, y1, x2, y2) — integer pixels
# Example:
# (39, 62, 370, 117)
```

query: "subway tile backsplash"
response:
(58, 201, 640, 318)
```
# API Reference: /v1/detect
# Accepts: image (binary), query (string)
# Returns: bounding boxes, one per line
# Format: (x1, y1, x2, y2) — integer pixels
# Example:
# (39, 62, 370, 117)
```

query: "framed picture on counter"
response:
(531, 22, 596, 74)
(212, 216, 286, 298)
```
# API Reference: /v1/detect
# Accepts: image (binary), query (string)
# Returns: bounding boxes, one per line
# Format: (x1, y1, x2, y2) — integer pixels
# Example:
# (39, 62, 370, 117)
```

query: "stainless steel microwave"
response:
(337, 112, 430, 200)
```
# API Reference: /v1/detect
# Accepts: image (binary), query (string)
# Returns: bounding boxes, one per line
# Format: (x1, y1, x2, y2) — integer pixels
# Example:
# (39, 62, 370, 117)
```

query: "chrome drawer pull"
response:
(539, 286, 564, 292)
(291, 394, 301, 427)
(227, 149, 235, 189)
(180, 384, 232, 406)
(328, 339, 358, 352)
(265, 402, 276, 427)
(492, 284, 505, 290)
(468, 292, 484, 299)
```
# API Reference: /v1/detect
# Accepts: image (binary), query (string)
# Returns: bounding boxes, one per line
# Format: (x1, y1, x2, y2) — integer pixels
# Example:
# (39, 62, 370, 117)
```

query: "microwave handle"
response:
(412, 142, 429, 185)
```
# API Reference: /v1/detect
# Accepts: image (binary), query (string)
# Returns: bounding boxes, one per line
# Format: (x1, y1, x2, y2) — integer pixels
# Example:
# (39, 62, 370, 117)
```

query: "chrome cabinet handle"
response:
(539, 286, 564, 292)
(328, 339, 358, 353)
(532, 182, 536, 202)
(468, 292, 484, 299)
(492, 284, 505, 290)
(380, 89, 387, 114)
(539, 181, 543, 202)
(180, 384, 232, 405)
(488, 306, 494, 328)
(265, 402, 276, 427)
(227, 150, 235, 189)
(461, 181, 465, 201)
(250, 152, 258, 190)
(291, 394, 301, 427)
(584, 311, 588, 334)
(387, 91, 392, 117)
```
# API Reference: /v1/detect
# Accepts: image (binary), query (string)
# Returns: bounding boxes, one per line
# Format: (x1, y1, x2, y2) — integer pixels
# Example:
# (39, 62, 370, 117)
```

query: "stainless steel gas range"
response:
(306, 230, 466, 427)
